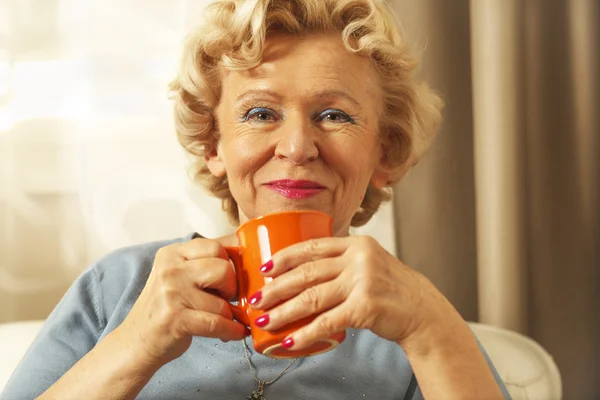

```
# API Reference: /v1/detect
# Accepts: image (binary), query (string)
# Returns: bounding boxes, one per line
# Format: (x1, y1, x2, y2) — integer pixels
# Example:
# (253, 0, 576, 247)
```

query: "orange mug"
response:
(225, 210, 346, 359)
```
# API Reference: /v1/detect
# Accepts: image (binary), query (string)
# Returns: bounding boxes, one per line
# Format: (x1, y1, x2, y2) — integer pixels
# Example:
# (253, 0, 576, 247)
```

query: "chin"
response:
(266, 202, 332, 215)
(241, 202, 333, 220)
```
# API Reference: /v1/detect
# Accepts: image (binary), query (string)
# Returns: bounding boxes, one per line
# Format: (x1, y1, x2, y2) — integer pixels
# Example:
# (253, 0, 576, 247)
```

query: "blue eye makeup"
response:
(240, 107, 355, 124)
(315, 109, 356, 124)
(242, 107, 277, 122)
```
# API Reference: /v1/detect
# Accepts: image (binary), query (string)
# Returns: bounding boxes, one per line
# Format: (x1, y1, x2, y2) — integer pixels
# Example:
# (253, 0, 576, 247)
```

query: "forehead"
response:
(219, 33, 381, 104)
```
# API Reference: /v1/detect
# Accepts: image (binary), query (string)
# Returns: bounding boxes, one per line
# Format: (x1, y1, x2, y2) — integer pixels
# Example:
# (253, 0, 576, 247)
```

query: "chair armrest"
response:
(468, 322, 562, 400)
(0, 320, 45, 392)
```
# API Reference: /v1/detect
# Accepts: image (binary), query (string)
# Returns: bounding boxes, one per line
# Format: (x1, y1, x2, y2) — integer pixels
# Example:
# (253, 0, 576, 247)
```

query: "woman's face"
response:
(208, 33, 387, 235)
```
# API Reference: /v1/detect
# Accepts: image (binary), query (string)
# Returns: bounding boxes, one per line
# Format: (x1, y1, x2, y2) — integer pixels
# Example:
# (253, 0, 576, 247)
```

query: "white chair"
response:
(469, 322, 562, 399)
(0, 320, 45, 392)
(0, 320, 561, 399)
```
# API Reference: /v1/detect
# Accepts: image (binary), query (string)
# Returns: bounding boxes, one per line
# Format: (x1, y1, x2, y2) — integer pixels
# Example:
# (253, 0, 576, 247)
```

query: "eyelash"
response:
(242, 107, 275, 122)
(242, 108, 355, 124)
(315, 109, 355, 124)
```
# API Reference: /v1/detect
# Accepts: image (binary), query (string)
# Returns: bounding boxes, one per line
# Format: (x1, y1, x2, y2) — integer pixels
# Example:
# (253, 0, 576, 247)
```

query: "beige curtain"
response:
(393, 0, 599, 398)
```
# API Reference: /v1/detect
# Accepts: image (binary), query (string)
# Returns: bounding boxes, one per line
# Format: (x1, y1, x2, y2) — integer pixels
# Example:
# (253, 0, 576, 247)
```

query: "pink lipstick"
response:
(265, 180, 325, 199)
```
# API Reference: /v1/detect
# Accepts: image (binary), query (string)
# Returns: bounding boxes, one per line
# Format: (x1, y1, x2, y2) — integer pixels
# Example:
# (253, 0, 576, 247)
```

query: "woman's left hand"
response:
(249, 235, 455, 350)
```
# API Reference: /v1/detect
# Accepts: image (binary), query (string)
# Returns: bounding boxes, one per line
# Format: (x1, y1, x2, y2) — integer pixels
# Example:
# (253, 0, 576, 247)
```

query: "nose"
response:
(273, 116, 319, 165)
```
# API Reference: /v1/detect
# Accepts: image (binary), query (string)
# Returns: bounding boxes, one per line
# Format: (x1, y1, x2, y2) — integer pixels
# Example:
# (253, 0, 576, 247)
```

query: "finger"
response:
(251, 258, 342, 310)
(177, 309, 249, 341)
(186, 258, 237, 300)
(279, 304, 350, 351)
(170, 238, 229, 261)
(254, 278, 347, 331)
(182, 288, 234, 320)
(264, 237, 350, 277)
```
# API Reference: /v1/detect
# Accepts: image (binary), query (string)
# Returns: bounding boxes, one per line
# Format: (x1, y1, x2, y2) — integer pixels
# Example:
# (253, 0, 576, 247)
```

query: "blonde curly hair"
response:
(169, 0, 443, 227)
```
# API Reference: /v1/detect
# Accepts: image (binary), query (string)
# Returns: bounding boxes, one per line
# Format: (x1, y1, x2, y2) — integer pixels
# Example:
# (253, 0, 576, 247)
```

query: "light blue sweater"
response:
(1, 233, 510, 399)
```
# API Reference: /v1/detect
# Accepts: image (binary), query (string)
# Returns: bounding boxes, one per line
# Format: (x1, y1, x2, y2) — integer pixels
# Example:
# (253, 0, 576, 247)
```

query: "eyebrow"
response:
(316, 90, 361, 107)
(235, 90, 282, 104)
(234, 89, 361, 107)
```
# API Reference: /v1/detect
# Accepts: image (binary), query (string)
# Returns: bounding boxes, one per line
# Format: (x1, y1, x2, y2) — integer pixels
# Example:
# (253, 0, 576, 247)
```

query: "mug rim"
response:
(236, 209, 333, 234)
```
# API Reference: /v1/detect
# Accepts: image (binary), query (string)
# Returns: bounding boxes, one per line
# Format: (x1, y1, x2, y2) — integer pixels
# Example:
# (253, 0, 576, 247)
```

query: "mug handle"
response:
(224, 246, 250, 327)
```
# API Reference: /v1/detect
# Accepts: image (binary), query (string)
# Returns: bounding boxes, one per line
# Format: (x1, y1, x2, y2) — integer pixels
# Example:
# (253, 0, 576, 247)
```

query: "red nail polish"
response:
(249, 291, 262, 306)
(260, 260, 273, 273)
(282, 337, 294, 349)
(243, 327, 251, 336)
(254, 314, 270, 328)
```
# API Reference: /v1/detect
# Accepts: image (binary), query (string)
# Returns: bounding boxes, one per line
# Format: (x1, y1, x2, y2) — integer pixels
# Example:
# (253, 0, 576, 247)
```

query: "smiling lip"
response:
(265, 180, 325, 199)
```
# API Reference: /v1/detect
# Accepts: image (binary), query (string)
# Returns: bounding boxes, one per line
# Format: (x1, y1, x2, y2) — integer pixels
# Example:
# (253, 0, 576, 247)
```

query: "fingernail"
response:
(244, 327, 251, 336)
(282, 337, 294, 349)
(248, 291, 262, 306)
(260, 260, 273, 273)
(254, 314, 270, 328)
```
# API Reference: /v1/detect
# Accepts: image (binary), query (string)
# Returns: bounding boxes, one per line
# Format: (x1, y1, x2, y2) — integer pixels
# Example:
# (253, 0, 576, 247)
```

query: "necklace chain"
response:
(242, 337, 299, 387)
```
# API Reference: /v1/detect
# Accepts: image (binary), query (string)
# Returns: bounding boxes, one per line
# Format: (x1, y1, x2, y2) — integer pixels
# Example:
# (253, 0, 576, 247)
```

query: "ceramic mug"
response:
(225, 210, 346, 359)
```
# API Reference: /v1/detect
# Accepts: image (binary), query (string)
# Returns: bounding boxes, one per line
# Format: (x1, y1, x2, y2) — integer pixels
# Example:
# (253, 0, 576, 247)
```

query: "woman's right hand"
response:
(117, 238, 248, 366)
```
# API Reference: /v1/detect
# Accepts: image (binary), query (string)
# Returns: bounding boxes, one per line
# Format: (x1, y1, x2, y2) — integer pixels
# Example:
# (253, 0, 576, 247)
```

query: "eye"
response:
(243, 107, 277, 122)
(315, 109, 355, 124)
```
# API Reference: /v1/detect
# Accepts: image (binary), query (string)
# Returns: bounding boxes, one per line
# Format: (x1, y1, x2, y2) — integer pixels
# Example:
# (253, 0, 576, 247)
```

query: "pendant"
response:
(247, 381, 267, 400)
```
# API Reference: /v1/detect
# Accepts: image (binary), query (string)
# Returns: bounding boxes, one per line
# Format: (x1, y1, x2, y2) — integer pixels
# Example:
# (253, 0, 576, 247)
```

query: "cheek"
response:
(222, 136, 268, 180)
(327, 136, 380, 179)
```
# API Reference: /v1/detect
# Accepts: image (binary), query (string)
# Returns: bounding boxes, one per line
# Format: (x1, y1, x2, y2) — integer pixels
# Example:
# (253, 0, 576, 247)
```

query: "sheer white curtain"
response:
(0, 0, 396, 323)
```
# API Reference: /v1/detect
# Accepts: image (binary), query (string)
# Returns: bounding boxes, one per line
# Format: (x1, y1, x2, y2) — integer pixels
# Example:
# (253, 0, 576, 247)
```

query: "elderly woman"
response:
(1, 1, 510, 399)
